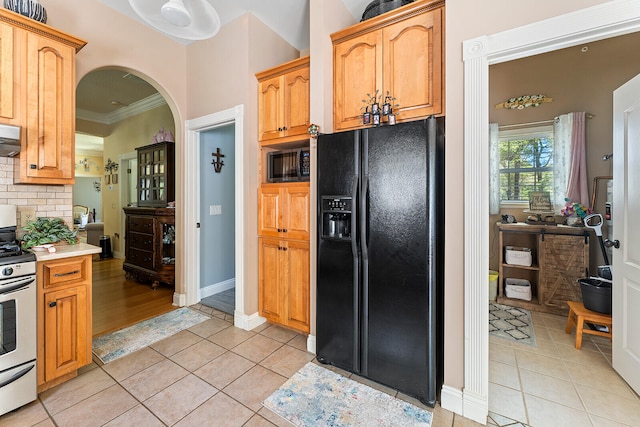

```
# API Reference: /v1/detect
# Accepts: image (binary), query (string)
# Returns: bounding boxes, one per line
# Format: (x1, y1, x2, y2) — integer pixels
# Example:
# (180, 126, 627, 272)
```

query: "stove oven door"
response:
(0, 361, 36, 416)
(0, 275, 37, 371)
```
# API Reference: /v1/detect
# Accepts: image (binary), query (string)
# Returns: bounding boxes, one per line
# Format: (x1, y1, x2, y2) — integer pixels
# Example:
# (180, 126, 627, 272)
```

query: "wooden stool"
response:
(565, 301, 612, 349)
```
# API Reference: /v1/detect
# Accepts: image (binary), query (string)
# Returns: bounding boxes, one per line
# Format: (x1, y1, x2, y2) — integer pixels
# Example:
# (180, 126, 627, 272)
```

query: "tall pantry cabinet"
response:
(256, 57, 311, 334)
(0, 8, 87, 184)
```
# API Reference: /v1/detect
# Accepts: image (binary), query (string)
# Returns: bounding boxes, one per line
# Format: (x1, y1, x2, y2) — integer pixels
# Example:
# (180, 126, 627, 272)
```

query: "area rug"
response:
(92, 307, 209, 364)
(489, 302, 537, 347)
(263, 362, 433, 427)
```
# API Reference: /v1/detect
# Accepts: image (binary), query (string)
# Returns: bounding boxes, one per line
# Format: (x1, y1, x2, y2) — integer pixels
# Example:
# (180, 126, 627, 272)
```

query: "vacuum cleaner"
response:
(580, 213, 613, 314)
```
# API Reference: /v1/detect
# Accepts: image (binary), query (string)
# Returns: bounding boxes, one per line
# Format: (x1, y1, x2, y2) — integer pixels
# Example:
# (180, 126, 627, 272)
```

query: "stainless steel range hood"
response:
(0, 124, 21, 157)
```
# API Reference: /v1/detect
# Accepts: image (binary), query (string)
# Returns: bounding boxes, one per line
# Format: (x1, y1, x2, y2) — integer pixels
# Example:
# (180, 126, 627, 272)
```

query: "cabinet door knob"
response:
(282, 126, 287, 131)
(283, 229, 287, 233)
(277, 228, 282, 232)
(282, 247, 288, 251)
(49, 301, 57, 308)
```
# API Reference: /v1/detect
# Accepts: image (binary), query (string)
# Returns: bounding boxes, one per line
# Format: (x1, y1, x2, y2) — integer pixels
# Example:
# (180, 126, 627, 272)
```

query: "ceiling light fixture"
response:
(128, 0, 221, 41)
(161, 0, 191, 27)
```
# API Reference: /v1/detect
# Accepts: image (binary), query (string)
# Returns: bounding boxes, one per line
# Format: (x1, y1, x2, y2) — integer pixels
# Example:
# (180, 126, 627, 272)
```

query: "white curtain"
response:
(489, 123, 500, 215)
(554, 112, 589, 210)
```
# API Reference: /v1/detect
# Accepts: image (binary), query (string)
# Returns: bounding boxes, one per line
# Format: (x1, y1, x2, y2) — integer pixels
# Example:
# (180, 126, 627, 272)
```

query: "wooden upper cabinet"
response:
(0, 8, 86, 184)
(0, 22, 16, 122)
(333, 31, 383, 131)
(257, 56, 310, 144)
(383, 10, 442, 122)
(21, 33, 76, 183)
(332, 0, 444, 131)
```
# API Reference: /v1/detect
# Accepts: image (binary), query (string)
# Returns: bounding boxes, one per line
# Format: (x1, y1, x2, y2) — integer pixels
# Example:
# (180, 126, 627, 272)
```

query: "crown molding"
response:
(76, 93, 167, 125)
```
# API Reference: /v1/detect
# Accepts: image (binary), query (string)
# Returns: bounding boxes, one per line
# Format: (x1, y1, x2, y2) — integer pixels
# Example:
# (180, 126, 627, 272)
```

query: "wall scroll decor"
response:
(104, 158, 118, 185)
(104, 158, 118, 174)
(495, 94, 553, 110)
(211, 147, 224, 173)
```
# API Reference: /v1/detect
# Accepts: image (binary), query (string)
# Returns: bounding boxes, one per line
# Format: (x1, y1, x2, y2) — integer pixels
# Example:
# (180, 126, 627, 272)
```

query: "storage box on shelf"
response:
(497, 222, 589, 315)
(331, 0, 444, 131)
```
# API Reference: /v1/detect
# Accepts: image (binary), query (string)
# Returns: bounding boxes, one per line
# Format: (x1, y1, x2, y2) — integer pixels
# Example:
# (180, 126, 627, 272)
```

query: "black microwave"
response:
(267, 148, 310, 182)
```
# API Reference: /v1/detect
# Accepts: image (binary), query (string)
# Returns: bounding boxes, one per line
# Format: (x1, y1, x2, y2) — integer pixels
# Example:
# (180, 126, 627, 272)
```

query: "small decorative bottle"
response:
(362, 107, 371, 125)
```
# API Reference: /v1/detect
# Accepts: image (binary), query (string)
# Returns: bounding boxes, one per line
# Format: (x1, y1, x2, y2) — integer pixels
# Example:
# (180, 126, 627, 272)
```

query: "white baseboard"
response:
(440, 385, 463, 415)
(173, 292, 186, 307)
(306, 334, 316, 354)
(200, 278, 235, 299)
(234, 311, 266, 331)
(462, 389, 488, 424)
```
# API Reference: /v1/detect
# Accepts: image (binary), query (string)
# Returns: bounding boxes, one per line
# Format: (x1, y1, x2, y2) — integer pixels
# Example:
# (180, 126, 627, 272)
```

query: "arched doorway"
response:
(76, 67, 178, 336)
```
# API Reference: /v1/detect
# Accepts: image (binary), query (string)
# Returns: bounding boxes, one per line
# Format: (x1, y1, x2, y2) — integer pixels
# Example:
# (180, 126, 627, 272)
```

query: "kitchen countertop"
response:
(29, 242, 102, 261)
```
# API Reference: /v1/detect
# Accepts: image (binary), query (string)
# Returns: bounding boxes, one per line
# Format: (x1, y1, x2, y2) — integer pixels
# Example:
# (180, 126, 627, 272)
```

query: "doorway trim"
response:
(118, 151, 137, 259)
(458, 0, 640, 422)
(183, 105, 248, 329)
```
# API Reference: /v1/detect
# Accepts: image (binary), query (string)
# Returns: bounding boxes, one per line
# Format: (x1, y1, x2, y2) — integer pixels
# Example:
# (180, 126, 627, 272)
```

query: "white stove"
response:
(0, 206, 37, 416)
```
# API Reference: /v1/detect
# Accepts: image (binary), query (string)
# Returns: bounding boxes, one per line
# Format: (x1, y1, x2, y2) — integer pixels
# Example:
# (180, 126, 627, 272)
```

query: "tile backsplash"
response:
(0, 157, 73, 234)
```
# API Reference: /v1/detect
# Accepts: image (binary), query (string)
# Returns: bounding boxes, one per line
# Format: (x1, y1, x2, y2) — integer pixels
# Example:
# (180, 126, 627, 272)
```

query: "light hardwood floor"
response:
(92, 258, 175, 337)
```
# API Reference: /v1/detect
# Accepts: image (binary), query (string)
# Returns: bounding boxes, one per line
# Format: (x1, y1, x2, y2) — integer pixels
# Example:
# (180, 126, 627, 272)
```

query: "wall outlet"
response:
(22, 209, 36, 226)
(210, 205, 222, 215)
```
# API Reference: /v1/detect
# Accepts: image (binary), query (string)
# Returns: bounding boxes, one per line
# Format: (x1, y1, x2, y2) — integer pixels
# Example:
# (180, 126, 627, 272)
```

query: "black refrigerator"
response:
(316, 117, 444, 406)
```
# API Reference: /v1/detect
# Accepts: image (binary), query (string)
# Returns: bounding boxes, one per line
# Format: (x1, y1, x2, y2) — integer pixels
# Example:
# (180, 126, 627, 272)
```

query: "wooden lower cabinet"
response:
(258, 237, 310, 333)
(37, 255, 92, 392)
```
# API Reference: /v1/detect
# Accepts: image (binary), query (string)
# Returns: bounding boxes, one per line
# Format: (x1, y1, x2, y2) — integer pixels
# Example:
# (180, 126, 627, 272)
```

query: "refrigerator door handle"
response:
(352, 133, 361, 373)
(360, 132, 369, 376)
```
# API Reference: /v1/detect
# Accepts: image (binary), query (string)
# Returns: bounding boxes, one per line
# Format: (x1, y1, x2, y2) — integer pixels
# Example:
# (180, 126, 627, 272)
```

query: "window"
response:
(498, 126, 554, 203)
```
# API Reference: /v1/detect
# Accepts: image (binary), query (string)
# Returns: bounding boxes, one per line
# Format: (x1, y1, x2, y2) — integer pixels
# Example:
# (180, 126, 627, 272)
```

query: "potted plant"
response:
(21, 217, 78, 249)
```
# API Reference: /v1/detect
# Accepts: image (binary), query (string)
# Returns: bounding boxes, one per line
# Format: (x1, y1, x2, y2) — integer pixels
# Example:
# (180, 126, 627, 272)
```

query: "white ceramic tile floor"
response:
(487, 309, 640, 427)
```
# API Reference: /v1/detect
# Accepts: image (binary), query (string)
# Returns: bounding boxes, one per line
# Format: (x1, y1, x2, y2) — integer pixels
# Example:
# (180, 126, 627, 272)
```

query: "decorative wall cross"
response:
(211, 147, 225, 173)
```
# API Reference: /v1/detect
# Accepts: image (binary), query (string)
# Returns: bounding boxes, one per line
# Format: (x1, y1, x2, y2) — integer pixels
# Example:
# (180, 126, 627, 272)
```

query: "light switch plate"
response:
(210, 205, 222, 215)
(22, 209, 36, 226)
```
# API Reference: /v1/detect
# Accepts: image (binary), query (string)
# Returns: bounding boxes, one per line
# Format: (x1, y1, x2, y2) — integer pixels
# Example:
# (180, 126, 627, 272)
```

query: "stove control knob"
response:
(3, 267, 13, 276)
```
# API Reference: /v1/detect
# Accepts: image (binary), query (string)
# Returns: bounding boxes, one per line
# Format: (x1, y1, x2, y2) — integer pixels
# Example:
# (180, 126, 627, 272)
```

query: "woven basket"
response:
(4, 0, 47, 23)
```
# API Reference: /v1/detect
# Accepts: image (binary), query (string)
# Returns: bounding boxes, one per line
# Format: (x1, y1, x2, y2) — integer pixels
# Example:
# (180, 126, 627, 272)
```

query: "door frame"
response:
(456, 1, 640, 423)
(183, 105, 247, 328)
(118, 151, 137, 259)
